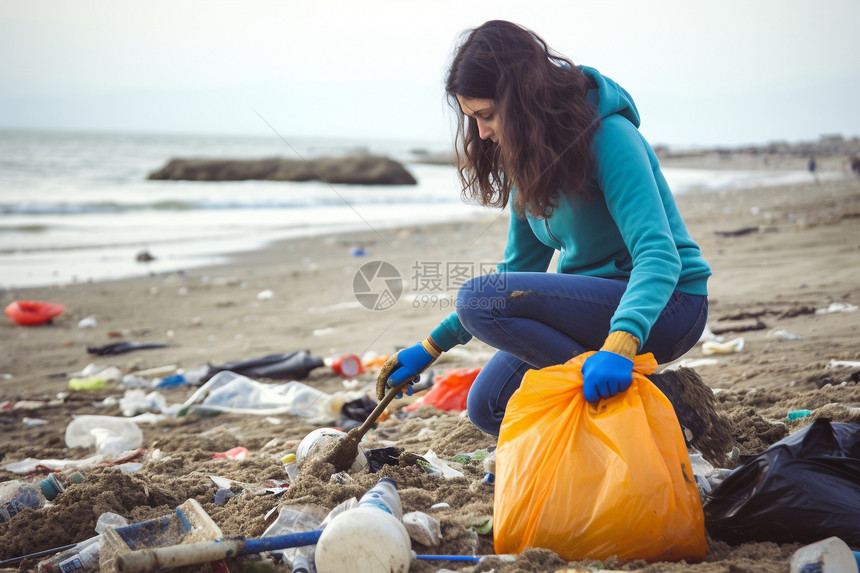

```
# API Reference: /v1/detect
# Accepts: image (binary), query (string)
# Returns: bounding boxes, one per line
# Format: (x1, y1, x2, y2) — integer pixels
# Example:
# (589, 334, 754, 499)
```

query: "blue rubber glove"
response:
(377, 339, 440, 399)
(581, 350, 634, 403)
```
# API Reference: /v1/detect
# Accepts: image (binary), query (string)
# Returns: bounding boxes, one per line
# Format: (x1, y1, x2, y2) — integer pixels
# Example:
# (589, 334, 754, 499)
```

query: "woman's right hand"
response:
(376, 338, 441, 400)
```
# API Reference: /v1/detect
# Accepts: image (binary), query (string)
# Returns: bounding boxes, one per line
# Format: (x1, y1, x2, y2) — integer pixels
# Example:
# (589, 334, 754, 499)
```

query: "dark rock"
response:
(147, 155, 417, 185)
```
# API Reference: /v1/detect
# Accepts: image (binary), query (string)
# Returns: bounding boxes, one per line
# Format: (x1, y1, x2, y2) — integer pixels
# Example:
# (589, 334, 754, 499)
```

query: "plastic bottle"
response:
(0, 472, 83, 522)
(64, 415, 143, 454)
(356, 477, 402, 519)
(314, 478, 412, 573)
(36, 512, 126, 572)
(56, 539, 100, 572)
(282, 454, 299, 482)
(789, 536, 859, 573)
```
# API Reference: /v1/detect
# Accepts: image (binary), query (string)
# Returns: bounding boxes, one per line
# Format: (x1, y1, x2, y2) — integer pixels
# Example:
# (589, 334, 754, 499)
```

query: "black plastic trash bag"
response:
(203, 350, 324, 382)
(704, 419, 860, 546)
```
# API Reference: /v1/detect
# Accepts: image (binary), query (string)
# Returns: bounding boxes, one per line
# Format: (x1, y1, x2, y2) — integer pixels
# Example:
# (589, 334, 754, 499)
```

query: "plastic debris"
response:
(420, 450, 464, 479)
(65, 415, 143, 455)
(212, 447, 249, 460)
(4, 449, 146, 474)
(403, 511, 442, 546)
(664, 358, 720, 370)
(702, 337, 745, 355)
(86, 341, 170, 356)
(331, 354, 364, 377)
(214, 488, 235, 506)
(204, 350, 324, 381)
(789, 536, 859, 573)
(77, 316, 97, 328)
(4, 300, 66, 326)
(828, 359, 860, 369)
(68, 377, 110, 391)
(178, 371, 338, 419)
(296, 428, 367, 473)
(769, 329, 804, 341)
(452, 450, 490, 464)
(315, 478, 412, 573)
(257, 289, 274, 300)
(787, 409, 813, 422)
(815, 302, 858, 314)
(698, 324, 724, 343)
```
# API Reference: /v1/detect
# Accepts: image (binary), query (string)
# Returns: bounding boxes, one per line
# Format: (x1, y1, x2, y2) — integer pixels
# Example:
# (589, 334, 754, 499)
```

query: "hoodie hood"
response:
(580, 65, 641, 127)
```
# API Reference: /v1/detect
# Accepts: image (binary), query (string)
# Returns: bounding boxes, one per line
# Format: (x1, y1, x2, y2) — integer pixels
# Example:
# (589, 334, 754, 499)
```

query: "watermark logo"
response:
(353, 260, 403, 310)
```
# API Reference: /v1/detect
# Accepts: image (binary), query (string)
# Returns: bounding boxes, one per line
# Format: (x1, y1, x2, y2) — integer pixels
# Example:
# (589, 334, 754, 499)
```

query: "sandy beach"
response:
(1, 161, 859, 572)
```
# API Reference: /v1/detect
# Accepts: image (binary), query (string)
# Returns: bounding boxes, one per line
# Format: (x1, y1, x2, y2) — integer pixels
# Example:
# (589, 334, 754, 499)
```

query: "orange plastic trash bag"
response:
(494, 352, 707, 562)
(405, 368, 480, 413)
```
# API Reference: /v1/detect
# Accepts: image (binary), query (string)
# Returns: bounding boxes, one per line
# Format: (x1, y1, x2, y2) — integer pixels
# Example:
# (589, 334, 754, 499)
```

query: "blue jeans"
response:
(457, 272, 708, 435)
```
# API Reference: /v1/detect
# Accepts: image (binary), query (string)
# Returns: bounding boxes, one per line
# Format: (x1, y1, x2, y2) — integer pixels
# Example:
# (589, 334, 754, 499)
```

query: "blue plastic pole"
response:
(243, 530, 323, 554)
(415, 554, 482, 562)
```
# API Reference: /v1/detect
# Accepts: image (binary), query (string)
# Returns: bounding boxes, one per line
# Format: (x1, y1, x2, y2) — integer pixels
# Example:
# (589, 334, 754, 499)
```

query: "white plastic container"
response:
(315, 507, 411, 573)
(790, 536, 859, 573)
(65, 415, 143, 454)
(296, 428, 367, 472)
(315, 478, 412, 573)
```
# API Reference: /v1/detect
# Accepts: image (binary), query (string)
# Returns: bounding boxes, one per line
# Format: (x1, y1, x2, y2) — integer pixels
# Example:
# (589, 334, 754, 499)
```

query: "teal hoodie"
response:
(431, 66, 711, 352)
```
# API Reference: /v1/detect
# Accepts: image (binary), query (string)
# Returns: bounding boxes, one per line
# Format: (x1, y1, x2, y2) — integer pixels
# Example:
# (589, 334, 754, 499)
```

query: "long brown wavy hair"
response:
(445, 20, 599, 217)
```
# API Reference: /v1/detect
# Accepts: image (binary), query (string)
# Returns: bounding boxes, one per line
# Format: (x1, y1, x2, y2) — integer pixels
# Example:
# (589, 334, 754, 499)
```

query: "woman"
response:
(378, 20, 711, 436)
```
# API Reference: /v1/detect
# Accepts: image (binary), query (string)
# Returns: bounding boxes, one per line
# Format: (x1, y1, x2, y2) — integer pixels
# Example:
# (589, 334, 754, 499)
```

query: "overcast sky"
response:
(1, 0, 858, 147)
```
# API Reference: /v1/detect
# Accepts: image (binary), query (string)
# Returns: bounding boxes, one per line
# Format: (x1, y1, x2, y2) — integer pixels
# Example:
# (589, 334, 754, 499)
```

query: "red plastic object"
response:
(212, 446, 249, 460)
(332, 354, 364, 378)
(5, 300, 66, 326)
(405, 368, 481, 413)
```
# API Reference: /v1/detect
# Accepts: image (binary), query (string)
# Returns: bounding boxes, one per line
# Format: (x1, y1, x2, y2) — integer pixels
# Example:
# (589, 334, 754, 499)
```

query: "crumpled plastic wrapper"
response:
(403, 511, 442, 546)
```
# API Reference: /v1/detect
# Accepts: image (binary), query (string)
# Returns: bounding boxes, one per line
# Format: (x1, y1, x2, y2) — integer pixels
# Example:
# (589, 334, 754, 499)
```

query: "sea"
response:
(0, 129, 820, 289)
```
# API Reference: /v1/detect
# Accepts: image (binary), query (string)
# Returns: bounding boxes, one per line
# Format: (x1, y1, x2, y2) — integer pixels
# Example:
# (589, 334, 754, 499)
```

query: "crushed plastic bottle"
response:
(0, 472, 83, 522)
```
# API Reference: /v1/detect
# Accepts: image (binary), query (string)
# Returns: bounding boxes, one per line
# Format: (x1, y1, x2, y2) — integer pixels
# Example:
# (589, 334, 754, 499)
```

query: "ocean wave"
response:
(0, 195, 455, 215)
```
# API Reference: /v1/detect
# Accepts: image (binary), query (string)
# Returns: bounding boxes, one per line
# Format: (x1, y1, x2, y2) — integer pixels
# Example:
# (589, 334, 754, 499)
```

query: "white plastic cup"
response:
(790, 536, 859, 573)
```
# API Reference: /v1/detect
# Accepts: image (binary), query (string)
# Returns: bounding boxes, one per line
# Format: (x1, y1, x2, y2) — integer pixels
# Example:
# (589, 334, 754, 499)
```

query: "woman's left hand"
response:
(581, 350, 634, 402)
